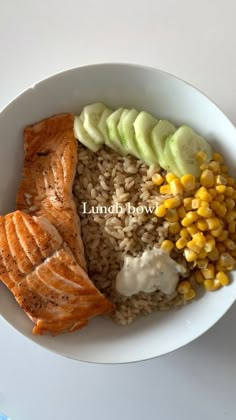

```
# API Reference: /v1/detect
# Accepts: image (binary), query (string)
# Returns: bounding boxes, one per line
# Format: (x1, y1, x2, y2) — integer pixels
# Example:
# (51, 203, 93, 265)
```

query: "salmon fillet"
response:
(16, 113, 87, 271)
(0, 211, 113, 335)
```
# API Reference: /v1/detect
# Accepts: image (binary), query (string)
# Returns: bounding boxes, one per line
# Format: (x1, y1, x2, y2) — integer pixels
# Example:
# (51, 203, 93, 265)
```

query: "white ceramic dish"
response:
(0, 63, 236, 364)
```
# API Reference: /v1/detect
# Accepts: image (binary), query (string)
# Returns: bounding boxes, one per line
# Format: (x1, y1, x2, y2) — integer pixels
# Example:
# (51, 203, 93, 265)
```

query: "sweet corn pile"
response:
(152, 152, 236, 300)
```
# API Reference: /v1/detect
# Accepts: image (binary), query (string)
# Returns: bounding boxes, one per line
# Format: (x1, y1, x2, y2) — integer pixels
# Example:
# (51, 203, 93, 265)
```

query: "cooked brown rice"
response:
(73, 145, 190, 325)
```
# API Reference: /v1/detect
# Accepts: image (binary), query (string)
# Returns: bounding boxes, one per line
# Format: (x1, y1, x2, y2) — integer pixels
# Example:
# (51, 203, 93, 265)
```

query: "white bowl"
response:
(0, 63, 236, 364)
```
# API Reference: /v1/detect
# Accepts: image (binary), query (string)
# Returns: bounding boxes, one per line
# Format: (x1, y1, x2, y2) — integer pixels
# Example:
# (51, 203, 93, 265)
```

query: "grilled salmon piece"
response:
(0, 211, 114, 335)
(16, 113, 87, 271)
(0, 211, 63, 291)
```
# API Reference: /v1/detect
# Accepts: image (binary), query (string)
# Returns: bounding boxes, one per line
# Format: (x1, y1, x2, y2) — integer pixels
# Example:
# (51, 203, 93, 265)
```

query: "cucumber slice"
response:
(168, 125, 212, 177)
(106, 108, 127, 155)
(117, 108, 129, 148)
(83, 102, 106, 145)
(74, 116, 101, 152)
(150, 120, 176, 168)
(80, 109, 85, 122)
(97, 108, 113, 145)
(122, 109, 141, 159)
(162, 135, 182, 177)
(133, 111, 159, 165)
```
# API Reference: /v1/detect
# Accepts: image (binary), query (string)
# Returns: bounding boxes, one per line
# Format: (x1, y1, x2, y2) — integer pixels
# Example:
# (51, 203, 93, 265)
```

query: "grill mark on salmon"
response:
(6, 214, 33, 274)
(13, 212, 43, 266)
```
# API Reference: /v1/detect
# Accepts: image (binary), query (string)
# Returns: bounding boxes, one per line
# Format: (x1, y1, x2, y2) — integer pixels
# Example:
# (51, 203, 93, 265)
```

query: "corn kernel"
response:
(216, 261, 225, 272)
(216, 185, 226, 193)
(177, 280, 191, 294)
(193, 232, 206, 247)
(211, 201, 220, 212)
(203, 279, 213, 290)
(194, 270, 205, 284)
(225, 198, 235, 211)
(233, 191, 236, 201)
(165, 209, 179, 222)
(160, 184, 172, 195)
(217, 243, 226, 254)
(152, 173, 164, 186)
(201, 264, 215, 279)
(184, 248, 198, 262)
(165, 172, 176, 183)
(209, 161, 221, 173)
(211, 224, 223, 237)
(203, 279, 214, 291)
(154, 204, 167, 218)
(200, 163, 209, 171)
(212, 152, 224, 163)
(187, 239, 201, 253)
(208, 248, 220, 261)
(161, 240, 174, 253)
(225, 210, 236, 223)
(169, 222, 181, 234)
(210, 279, 222, 291)
(225, 265, 235, 271)
(191, 198, 201, 209)
(218, 230, 229, 242)
(182, 211, 198, 227)
(183, 197, 193, 211)
(197, 258, 209, 269)
(178, 206, 186, 218)
(196, 219, 208, 231)
(176, 237, 188, 249)
(204, 279, 221, 291)
(218, 205, 227, 217)
(201, 201, 210, 207)
(169, 178, 184, 196)
(196, 151, 207, 162)
(206, 217, 220, 230)
(215, 194, 225, 202)
(184, 289, 196, 300)
(209, 188, 217, 198)
(215, 175, 227, 185)
(180, 228, 190, 239)
(200, 169, 214, 188)
(198, 249, 208, 259)
(225, 186, 234, 197)
(210, 201, 227, 217)
(204, 234, 216, 252)
(187, 224, 199, 236)
(224, 238, 236, 250)
(195, 187, 212, 202)
(197, 206, 213, 218)
(164, 196, 181, 209)
(219, 252, 235, 268)
(216, 271, 230, 286)
(180, 174, 196, 192)
(227, 177, 235, 186)
(228, 221, 236, 234)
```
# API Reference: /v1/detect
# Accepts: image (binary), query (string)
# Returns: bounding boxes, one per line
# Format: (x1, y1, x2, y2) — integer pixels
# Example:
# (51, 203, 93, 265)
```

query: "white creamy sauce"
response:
(116, 248, 185, 297)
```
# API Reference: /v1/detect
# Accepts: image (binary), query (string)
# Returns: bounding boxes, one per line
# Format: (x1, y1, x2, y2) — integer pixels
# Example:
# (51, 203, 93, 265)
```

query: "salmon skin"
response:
(0, 211, 113, 335)
(16, 113, 87, 271)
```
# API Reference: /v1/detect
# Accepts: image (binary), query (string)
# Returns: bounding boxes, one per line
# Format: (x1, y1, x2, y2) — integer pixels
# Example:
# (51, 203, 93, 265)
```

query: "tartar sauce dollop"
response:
(116, 248, 185, 296)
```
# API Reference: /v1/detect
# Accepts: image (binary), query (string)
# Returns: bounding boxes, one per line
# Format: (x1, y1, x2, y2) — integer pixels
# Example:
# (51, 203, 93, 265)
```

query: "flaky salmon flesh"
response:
(0, 113, 114, 335)
(16, 114, 87, 271)
(0, 211, 113, 335)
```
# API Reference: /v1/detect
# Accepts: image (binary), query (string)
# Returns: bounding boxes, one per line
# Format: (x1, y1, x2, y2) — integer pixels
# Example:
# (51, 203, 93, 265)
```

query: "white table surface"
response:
(0, 1, 236, 419)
